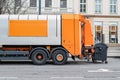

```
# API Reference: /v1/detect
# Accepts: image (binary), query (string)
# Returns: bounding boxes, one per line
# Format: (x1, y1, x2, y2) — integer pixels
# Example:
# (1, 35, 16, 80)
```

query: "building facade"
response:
(2, 0, 120, 46)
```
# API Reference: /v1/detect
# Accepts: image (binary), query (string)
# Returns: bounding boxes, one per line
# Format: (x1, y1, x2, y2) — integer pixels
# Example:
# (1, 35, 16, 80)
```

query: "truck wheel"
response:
(31, 49, 47, 65)
(52, 49, 68, 65)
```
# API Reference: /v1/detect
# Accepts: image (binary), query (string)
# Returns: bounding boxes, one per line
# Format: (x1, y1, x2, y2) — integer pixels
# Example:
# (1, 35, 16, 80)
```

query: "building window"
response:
(109, 22, 118, 43)
(30, 0, 37, 7)
(15, 0, 21, 7)
(80, 0, 86, 13)
(94, 22, 103, 43)
(110, 0, 117, 14)
(60, 0, 67, 8)
(45, 0, 52, 8)
(95, 0, 102, 13)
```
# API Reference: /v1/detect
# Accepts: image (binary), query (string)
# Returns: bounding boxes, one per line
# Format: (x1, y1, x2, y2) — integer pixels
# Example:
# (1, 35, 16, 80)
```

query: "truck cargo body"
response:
(0, 15, 61, 45)
(0, 14, 108, 65)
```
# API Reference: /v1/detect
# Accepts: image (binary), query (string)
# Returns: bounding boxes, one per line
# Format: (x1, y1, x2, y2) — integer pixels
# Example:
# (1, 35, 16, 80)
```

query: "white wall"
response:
(40, 0, 74, 14)
(80, 0, 120, 16)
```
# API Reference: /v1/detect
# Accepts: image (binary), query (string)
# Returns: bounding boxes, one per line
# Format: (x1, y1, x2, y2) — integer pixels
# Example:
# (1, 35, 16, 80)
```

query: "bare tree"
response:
(0, 0, 31, 14)
(0, 0, 6, 14)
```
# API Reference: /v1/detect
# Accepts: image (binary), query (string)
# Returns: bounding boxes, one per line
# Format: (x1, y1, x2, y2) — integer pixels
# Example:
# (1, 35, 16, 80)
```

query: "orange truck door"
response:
(62, 14, 82, 57)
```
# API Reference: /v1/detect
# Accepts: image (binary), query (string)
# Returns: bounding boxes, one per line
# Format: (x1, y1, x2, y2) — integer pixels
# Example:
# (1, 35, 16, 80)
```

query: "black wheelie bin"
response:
(92, 43, 108, 63)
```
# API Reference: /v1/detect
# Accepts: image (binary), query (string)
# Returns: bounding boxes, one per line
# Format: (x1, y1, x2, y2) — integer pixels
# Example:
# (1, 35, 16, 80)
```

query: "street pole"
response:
(39, 0, 41, 14)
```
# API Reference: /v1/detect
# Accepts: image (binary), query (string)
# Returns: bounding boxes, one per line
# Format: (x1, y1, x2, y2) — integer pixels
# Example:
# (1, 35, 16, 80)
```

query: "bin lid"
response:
(94, 43, 108, 49)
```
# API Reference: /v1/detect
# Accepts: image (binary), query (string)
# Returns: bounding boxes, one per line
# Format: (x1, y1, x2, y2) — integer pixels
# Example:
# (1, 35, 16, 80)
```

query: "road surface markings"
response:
(88, 69, 111, 72)
(88, 69, 120, 73)
(0, 77, 18, 80)
(51, 77, 84, 79)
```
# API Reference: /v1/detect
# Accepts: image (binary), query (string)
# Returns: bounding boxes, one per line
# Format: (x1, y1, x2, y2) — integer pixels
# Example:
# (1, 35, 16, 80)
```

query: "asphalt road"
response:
(0, 58, 120, 80)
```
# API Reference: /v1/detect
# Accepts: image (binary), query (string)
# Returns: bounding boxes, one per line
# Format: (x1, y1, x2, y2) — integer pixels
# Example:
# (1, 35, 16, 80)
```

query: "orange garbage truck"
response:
(0, 14, 108, 65)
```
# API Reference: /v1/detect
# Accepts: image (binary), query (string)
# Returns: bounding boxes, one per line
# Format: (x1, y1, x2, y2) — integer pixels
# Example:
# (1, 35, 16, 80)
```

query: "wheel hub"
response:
(37, 54, 43, 60)
(56, 54, 63, 61)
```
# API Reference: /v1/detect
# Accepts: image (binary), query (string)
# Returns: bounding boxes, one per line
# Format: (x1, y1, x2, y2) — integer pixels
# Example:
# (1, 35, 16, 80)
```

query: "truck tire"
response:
(31, 49, 47, 65)
(52, 49, 68, 65)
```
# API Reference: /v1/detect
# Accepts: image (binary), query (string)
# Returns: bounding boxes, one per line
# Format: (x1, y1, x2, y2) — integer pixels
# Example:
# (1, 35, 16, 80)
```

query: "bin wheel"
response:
(105, 61, 108, 64)
(31, 49, 48, 65)
(52, 49, 68, 65)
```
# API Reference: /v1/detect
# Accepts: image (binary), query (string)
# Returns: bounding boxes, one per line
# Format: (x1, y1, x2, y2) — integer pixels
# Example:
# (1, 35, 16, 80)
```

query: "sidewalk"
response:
(107, 47, 120, 57)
